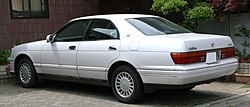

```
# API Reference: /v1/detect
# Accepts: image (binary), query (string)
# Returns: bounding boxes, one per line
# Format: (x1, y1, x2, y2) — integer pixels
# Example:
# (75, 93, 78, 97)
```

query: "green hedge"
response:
(0, 50, 10, 63)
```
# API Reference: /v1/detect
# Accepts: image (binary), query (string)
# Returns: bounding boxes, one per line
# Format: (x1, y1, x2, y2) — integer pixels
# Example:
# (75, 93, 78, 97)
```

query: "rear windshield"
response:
(126, 17, 191, 36)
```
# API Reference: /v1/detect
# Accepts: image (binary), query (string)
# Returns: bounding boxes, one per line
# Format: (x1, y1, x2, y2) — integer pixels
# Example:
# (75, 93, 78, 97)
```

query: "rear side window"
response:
(126, 17, 191, 36)
(86, 20, 119, 40)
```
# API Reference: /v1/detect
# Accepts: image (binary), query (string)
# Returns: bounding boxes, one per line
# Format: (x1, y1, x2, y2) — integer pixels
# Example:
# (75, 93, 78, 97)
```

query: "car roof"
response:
(71, 14, 158, 22)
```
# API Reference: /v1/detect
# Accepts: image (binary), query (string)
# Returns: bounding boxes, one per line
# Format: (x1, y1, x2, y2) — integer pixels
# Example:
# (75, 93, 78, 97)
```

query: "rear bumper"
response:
(137, 61, 238, 85)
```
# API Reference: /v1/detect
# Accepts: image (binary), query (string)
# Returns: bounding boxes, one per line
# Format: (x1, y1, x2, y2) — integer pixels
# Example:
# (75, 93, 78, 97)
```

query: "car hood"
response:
(11, 40, 47, 51)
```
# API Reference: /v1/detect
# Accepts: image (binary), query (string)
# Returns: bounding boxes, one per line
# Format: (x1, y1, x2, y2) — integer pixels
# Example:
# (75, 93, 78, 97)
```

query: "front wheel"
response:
(17, 58, 38, 88)
(111, 65, 144, 103)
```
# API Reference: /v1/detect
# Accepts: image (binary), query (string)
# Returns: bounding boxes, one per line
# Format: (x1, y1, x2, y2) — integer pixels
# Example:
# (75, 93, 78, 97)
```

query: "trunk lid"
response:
(162, 33, 234, 51)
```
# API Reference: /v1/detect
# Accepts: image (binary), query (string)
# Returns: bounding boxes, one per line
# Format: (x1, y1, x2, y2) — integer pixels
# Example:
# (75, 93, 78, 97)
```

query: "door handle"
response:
(108, 46, 117, 50)
(69, 46, 76, 50)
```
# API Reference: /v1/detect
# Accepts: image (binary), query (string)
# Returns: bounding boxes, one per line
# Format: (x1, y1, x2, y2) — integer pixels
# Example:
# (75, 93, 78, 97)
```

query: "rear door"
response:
(77, 19, 120, 80)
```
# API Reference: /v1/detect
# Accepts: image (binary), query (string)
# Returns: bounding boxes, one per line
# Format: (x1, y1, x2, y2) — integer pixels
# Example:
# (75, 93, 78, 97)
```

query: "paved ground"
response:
(0, 81, 249, 107)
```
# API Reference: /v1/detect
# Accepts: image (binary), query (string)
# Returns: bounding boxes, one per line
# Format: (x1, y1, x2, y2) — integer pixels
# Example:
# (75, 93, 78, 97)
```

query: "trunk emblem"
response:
(189, 47, 197, 50)
(211, 43, 215, 47)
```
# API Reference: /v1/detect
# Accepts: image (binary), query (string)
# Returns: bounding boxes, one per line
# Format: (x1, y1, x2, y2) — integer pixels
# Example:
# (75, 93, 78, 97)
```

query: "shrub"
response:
(152, 0, 215, 31)
(234, 25, 250, 58)
(0, 50, 10, 63)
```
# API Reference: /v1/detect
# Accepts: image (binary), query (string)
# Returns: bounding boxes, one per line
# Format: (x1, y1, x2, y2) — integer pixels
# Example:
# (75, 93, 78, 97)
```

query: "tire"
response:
(111, 65, 144, 103)
(177, 86, 195, 91)
(17, 58, 38, 88)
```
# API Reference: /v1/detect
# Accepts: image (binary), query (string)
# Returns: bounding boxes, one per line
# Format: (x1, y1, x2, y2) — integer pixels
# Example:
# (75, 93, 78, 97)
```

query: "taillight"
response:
(221, 47, 235, 59)
(171, 47, 235, 64)
(171, 51, 206, 64)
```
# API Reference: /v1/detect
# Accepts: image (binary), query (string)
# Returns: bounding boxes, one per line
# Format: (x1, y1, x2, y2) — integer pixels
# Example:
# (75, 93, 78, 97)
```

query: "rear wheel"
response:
(111, 65, 144, 103)
(177, 86, 195, 91)
(17, 58, 38, 88)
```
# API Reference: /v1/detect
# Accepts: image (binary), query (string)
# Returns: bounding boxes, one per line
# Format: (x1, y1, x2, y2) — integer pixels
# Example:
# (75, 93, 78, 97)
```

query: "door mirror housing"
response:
(46, 34, 55, 43)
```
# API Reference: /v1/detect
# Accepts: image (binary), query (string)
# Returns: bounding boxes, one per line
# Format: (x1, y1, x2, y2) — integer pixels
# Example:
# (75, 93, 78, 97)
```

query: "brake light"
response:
(221, 47, 235, 59)
(171, 51, 206, 64)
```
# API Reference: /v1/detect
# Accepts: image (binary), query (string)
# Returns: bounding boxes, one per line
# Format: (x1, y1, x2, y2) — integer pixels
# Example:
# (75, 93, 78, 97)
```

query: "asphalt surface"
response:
(0, 81, 249, 107)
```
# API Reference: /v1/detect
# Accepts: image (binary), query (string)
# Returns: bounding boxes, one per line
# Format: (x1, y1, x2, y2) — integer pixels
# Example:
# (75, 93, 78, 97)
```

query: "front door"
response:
(41, 20, 89, 77)
(77, 19, 120, 80)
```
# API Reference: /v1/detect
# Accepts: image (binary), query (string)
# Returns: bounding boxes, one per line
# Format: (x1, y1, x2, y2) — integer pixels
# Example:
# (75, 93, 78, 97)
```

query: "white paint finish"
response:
(78, 66, 106, 79)
(116, 51, 175, 69)
(182, 33, 234, 51)
(8, 14, 238, 87)
(137, 33, 234, 52)
(41, 42, 79, 77)
(41, 64, 78, 77)
(129, 41, 140, 51)
(9, 41, 46, 65)
(77, 40, 120, 79)
(27, 51, 42, 63)
(72, 14, 158, 23)
(12, 40, 46, 51)
(33, 63, 42, 73)
(137, 35, 187, 52)
(138, 62, 238, 85)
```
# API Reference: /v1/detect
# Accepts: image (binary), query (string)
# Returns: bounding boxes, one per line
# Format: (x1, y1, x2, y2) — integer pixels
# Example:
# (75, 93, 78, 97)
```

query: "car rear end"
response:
(125, 16, 238, 89)
(138, 34, 238, 88)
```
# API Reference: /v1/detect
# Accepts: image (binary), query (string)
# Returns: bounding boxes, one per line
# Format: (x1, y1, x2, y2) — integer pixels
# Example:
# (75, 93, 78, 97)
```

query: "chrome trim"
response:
(78, 66, 106, 72)
(41, 64, 76, 70)
(33, 63, 42, 67)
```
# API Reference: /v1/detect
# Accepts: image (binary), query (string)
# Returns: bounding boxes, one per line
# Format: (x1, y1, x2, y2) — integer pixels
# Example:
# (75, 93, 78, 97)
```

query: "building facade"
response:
(0, 0, 152, 50)
(0, 0, 99, 50)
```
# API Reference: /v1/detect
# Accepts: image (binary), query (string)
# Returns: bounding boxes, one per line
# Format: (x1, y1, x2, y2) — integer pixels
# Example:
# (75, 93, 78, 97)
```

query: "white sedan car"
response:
(8, 14, 238, 103)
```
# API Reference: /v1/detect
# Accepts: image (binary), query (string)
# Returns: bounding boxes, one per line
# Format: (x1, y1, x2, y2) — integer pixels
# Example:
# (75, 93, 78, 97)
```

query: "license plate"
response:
(206, 52, 217, 64)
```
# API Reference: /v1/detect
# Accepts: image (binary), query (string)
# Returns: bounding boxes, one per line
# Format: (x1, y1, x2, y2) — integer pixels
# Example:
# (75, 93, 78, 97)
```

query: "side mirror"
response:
(46, 34, 55, 43)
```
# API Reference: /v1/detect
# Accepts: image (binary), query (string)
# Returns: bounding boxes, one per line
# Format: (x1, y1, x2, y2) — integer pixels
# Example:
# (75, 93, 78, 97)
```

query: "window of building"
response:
(10, 0, 49, 18)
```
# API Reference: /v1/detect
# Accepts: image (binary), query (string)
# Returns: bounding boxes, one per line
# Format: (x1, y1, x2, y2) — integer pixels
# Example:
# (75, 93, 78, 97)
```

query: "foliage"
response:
(162, 0, 187, 14)
(186, 3, 215, 22)
(241, 82, 250, 88)
(0, 50, 10, 63)
(152, 0, 215, 31)
(209, 0, 248, 13)
(234, 25, 250, 58)
(208, 0, 249, 21)
(152, 0, 167, 13)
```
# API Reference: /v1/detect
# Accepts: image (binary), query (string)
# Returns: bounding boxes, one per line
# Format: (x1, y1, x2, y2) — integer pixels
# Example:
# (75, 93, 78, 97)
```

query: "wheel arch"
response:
(14, 54, 33, 74)
(107, 61, 143, 85)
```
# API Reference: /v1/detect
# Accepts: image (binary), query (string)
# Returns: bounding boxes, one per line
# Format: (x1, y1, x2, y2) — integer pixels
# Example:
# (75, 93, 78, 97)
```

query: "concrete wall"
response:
(0, 0, 99, 50)
(196, 13, 250, 53)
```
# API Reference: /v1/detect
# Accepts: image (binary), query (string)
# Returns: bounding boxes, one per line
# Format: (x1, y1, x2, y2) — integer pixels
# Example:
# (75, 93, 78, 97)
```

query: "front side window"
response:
(54, 21, 89, 42)
(86, 20, 119, 40)
(11, 0, 49, 18)
(126, 17, 191, 36)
